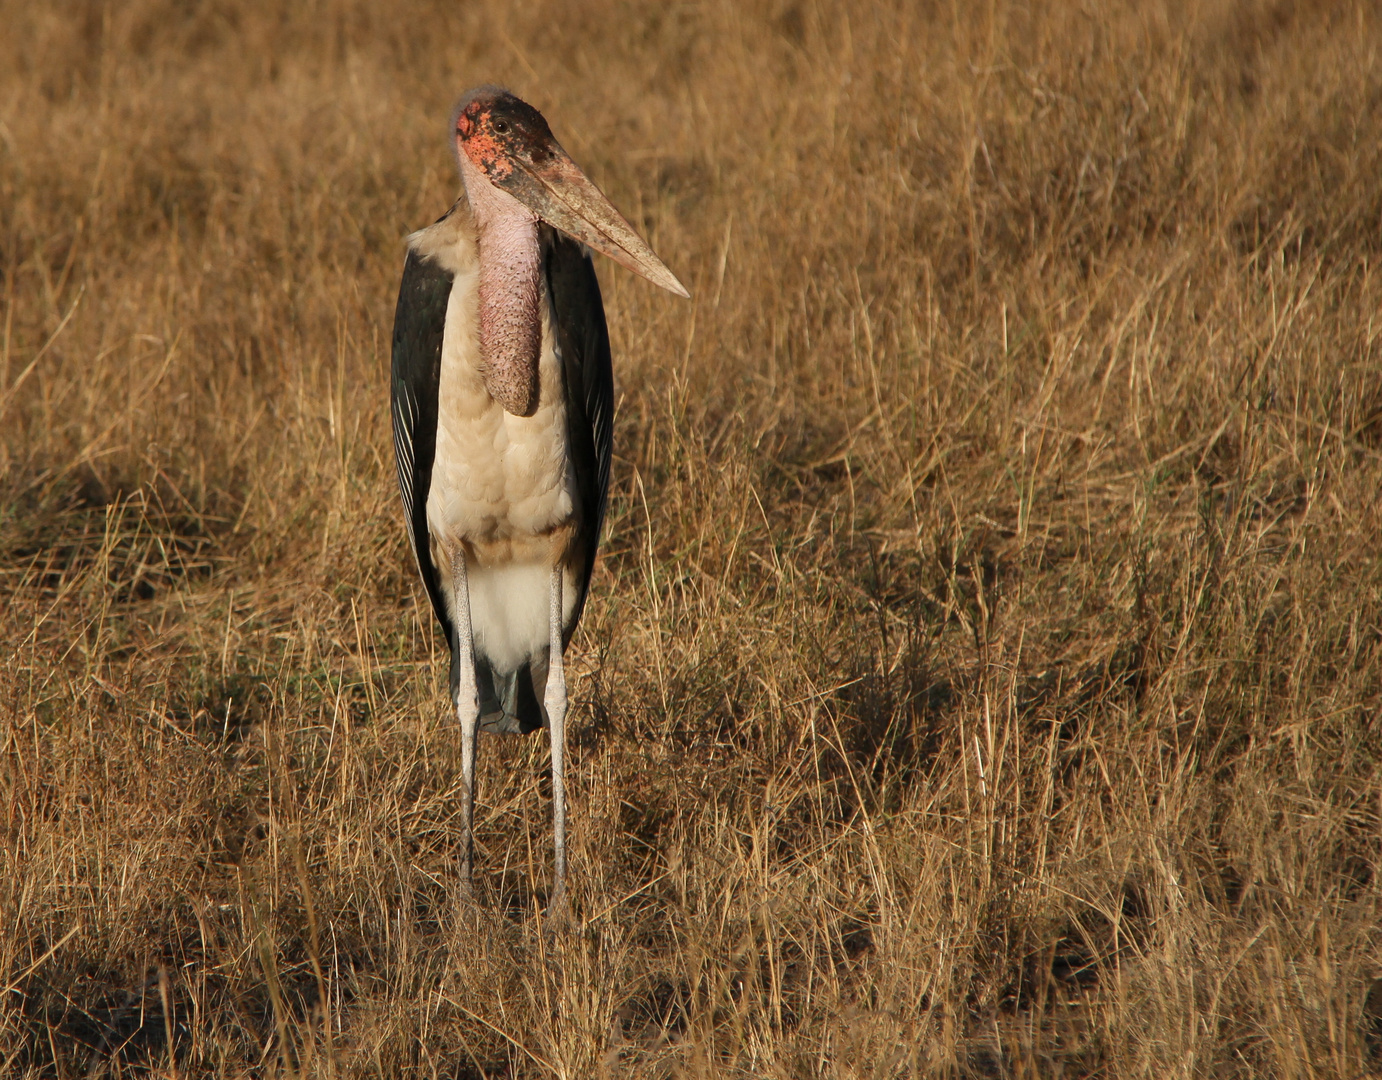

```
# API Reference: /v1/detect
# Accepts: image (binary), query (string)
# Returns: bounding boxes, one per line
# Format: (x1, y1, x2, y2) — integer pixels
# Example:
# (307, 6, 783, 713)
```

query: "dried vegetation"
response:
(2, 0, 1382, 1075)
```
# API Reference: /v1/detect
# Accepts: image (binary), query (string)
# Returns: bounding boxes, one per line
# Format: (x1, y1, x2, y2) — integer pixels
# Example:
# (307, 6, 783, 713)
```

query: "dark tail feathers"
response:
(449, 650, 547, 734)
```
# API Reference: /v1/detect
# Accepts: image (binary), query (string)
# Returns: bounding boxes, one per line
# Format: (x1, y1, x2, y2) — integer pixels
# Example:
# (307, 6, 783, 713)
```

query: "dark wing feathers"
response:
(545, 232, 615, 644)
(390, 246, 455, 648)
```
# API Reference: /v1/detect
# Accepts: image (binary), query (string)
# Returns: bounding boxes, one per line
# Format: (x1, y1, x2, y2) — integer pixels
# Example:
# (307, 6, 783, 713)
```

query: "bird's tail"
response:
(448, 651, 547, 734)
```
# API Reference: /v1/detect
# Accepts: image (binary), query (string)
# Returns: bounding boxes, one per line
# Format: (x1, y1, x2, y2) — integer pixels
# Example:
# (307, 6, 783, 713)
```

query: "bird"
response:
(389, 86, 687, 911)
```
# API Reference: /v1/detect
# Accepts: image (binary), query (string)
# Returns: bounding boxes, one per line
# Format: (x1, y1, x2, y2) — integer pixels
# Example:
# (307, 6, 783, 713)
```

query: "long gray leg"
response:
(545, 565, 568, 911)
(452, 548, 480, 900)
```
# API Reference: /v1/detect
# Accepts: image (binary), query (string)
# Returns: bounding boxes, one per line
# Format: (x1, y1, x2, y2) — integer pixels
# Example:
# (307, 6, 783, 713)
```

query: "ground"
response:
(2, 0, 1382, 1075)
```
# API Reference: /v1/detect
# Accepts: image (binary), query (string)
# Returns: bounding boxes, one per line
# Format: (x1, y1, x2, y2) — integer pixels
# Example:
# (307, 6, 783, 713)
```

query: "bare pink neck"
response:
(459, 153, 542, 416)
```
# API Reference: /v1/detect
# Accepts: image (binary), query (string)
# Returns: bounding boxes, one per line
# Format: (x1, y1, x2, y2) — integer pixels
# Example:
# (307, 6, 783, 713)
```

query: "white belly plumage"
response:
(412, 214, 582, 676)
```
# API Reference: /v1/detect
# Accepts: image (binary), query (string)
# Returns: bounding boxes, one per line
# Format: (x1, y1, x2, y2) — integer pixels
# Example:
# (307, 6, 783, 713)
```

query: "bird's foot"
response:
(444, 882, 483, 961)
(542, 886, 572, 938)
(450, 875, 480, 924)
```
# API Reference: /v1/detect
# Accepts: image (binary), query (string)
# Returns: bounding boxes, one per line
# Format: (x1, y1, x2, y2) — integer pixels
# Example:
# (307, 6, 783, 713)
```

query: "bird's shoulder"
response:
(405, 198, 479, 278)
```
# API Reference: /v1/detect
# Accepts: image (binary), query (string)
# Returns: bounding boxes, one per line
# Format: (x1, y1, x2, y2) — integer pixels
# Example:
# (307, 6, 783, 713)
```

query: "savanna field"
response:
(3, 0, 1382, 1075)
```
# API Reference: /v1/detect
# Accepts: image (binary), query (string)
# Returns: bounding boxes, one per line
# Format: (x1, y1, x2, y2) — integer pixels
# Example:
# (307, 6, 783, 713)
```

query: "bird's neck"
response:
(460, 155, 543, 417)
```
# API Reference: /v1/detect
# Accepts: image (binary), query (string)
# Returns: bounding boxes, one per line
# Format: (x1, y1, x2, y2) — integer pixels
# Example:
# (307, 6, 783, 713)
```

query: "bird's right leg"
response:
(451, 547, 480, 901)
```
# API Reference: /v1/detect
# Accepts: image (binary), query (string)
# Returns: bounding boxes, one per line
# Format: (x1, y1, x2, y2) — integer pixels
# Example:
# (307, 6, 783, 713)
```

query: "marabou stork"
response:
(390, 87, 687, 909)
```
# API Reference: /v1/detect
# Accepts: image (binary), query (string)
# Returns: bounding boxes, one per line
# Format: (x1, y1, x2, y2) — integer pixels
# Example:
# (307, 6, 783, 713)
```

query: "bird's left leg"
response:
(545, 564, 569, 918)
(452, 547, 480, 903)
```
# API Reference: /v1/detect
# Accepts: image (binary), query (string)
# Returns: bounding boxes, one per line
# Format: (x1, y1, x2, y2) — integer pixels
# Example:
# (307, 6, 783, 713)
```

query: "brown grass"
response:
(3, 0, 1382, 1074)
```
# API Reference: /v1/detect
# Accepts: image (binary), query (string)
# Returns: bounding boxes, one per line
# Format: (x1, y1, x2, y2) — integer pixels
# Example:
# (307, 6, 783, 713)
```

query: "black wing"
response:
(545, 232, 615, 645)
(391, 245, 455, 647)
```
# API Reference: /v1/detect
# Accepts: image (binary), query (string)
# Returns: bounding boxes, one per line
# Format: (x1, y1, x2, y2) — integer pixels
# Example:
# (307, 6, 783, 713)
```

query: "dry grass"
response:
(2, 0, 1382, 1074)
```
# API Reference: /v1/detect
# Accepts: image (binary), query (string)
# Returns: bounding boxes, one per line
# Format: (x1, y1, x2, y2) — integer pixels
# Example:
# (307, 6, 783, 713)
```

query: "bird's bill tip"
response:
(613, 246, 689, 299)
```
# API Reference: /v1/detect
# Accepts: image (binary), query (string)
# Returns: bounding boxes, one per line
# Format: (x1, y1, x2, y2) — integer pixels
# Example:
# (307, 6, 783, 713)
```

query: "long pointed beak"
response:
(502, 146, 690, 299)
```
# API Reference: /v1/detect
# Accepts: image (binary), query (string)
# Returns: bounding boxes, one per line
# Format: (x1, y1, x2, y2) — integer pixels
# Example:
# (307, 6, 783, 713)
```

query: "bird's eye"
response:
(492, 119, 510, 135)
